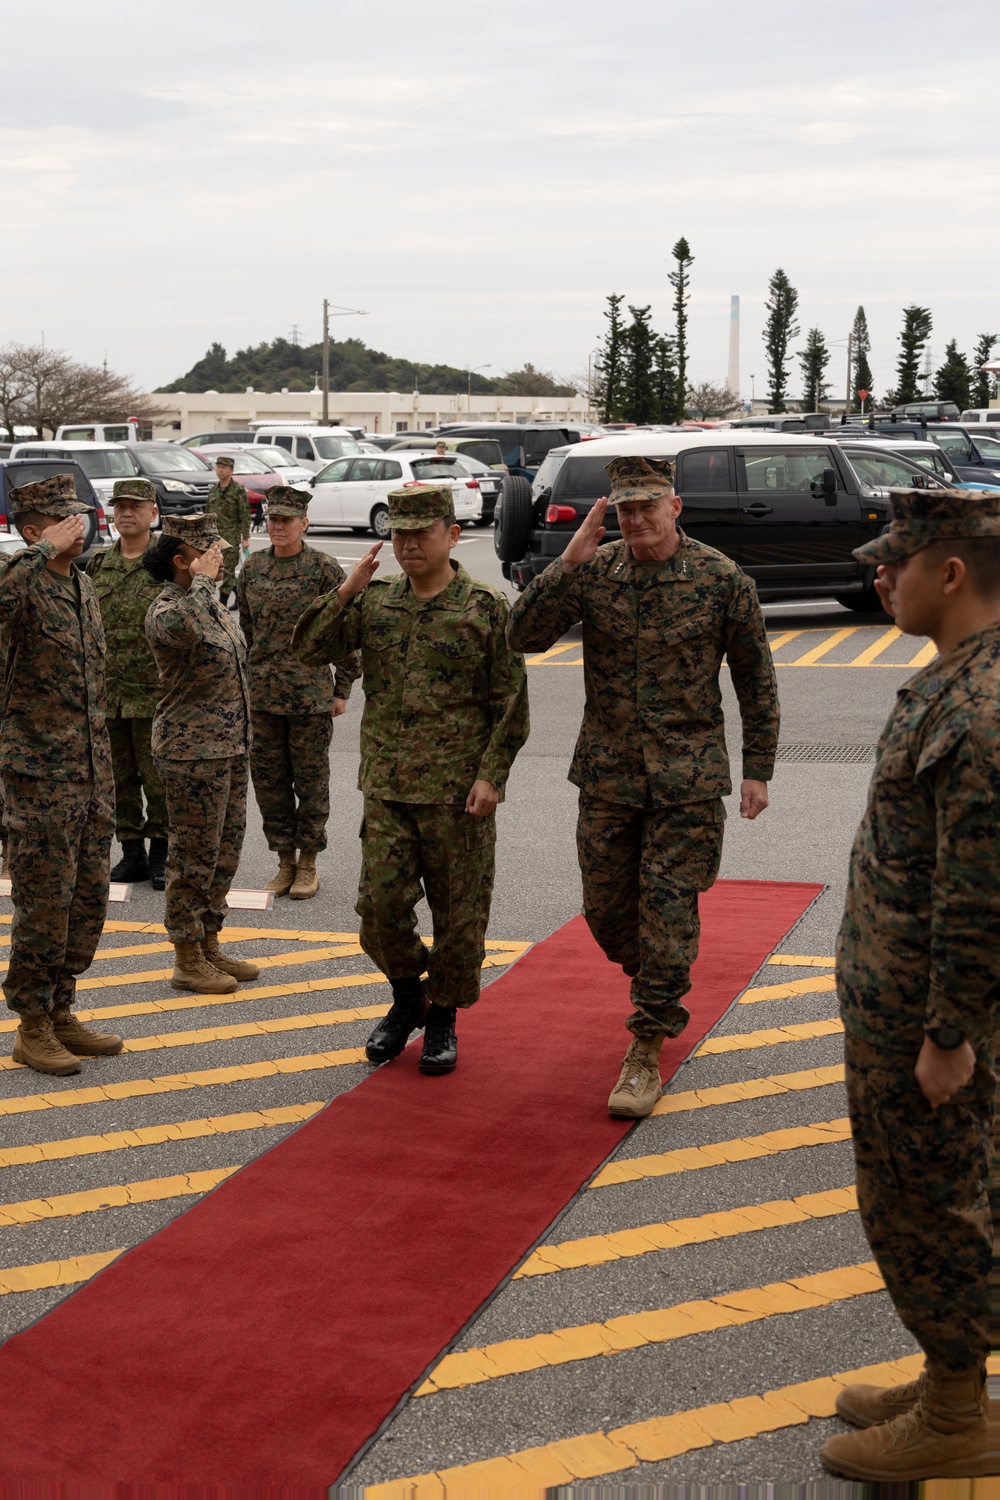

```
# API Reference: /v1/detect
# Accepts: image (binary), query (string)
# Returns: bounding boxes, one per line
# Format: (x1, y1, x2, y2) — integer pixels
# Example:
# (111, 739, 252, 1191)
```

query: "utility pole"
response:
(320, 298, 369, 425)
(466, 364, 491, 414)
(844, 330, 853, 418)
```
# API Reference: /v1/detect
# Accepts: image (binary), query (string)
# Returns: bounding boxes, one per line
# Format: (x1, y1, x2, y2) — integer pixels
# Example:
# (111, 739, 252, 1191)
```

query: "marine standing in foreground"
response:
(206, 453, 251, 609)
(0, 475, 122, 1076)
(820, 489, 1000, 1482)
(508, 456, 779, 1118)
(294, 483, 529, 1074)
(237, 487, 360, 899)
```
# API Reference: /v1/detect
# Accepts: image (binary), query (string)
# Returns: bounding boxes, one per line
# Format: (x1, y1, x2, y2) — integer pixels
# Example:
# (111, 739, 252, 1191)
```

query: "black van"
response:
(436, 422, 580, 481)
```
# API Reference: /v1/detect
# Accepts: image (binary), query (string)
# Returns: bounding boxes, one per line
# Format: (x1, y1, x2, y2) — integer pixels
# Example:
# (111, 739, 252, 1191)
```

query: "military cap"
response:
(212, 453, 235, 466)
(603, 456, 676, 505)
(387, 483, 455, 531)
(162, 513, 231, 551)
(9, 473, 93, 517)
(112, 477, 157, 505)
(267, 486, 311, 519)
(854, 487, 1000, 565)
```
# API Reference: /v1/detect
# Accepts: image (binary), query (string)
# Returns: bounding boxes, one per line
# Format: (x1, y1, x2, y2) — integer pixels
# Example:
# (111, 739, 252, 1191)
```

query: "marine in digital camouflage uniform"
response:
(205, 455, 251, 601)
(508, 456, 779, 1118)
(820, 488, 1000, 1482)
(144, 512, 258, 995)
(86, 477, 168, 886)
(0, 475, 121, 1076)
(294, 483, 528, 1073)
(237, 488, 360, 899)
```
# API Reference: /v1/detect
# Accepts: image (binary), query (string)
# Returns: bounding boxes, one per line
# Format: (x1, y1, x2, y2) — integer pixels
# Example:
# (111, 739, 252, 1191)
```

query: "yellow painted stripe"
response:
(0, 1046, 367, 1119)
(524, 641, 581, 665)
(767, 955, 835, 968)
(907, 640, 938, 668)
(97, 920, 528, 954)
(0, 1101, 325, 1170)
(765, 628, 806, 653)
(739, 976, 836, 1004)
(87, 939, 361, 962)
(115, 1003, 391, 1055)
(590, 1118, 850, 1188)
(849, 627, 901, 666)
(72, 944, 378, 993)
(0, 1166, 238, 1227)
(0, 1249, 124, 1297)
(788, 627, 858, 665)
(652, 1063, 844, 1116)
(364, 1355, 925, 1495)
(517, 1185, 858, 1279)
(418, 1261, 883, 1394)
(696, 1017, 843, 1055)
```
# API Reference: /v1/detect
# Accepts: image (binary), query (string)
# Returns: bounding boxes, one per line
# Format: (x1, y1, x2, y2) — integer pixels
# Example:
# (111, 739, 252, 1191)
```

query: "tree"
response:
(934, 340, 972, 412)
(851, 306, 873, 411)
(971, 332, 999, 410)
(798, 328, 831, 409)
(621, 304, 657, 424)
(652, 335, 678, 424)
(668, 237, 694, 423)
(887, 305, 933, 406)
(763, 268, 800, 412)
(593, 293, 627, 421)
(491, 363, 575, 397)
(684, 381, 741, 419)
(0, 342, 171, 438)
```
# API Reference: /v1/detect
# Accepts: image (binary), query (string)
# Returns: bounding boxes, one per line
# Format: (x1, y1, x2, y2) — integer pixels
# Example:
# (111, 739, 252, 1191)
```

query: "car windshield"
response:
(974, 434, 1000, 459)
(252, 448, 296, 468)
(137, 448, 212, 475)
(552, 453, 646, 502)
(71, 450, 138, 480)
(314, 436, 362, 460)
(410, 460, 460, 480)
(457, 440, 504, 466)
(900, 448, 950, 477)
(211, 453, 271, 474)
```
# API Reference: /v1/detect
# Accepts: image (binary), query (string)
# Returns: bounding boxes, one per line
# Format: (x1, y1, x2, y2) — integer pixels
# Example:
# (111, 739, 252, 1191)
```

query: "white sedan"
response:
(306, 454, 482, 536)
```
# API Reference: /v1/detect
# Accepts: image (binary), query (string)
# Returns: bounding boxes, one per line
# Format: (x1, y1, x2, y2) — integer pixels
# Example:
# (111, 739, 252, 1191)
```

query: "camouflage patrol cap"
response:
(267, 486, 311, 519)
(387, 483, 455, 531)
(212, 453, 235, 467)
(853, 488, 1000, 565)
(162, 513, 231, 551)
(112, 477, 157, 505)
(9, 473, 93, 517)
(605, 456, 676, 504)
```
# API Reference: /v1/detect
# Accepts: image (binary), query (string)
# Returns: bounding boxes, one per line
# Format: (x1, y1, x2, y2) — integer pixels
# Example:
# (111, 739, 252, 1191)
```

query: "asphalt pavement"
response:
(0, 525, 935, 1491)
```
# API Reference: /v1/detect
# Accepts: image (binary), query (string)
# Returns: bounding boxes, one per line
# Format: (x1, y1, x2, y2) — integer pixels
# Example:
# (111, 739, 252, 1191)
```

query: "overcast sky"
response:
(2, 0, 996, 402)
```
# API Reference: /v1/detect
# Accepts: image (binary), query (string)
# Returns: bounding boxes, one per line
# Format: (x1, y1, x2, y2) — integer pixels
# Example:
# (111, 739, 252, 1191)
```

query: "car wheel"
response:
(351, 526, 368, 535)
(836, 587, 886, 613)
(494, 475, 533, 563)
(474, 516, 492, 528)
(370, 504, 390, 539)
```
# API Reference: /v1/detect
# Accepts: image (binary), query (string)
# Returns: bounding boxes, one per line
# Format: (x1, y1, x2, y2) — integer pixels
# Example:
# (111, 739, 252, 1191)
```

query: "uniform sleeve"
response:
(292, 586, 364, 665)
(236, 566, 252, 647)
(145, 574, 216, 648)
(478, 594, 530, 793)
(316, 557, 361, 700)
(0, 539, 57, 625)
(723, 572, 780, 782)
(506, 557, 584, 653)
(238, 487, 251, 539)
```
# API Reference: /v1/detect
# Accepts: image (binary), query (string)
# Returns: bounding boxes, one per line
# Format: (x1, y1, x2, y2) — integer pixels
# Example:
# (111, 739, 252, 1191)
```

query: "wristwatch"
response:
(927, 1027, 965, 1050)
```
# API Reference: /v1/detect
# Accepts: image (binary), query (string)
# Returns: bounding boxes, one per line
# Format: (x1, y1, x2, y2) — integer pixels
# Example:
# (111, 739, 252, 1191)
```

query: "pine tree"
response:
(934, 340, 972, 412)
(668, 237, 694, 423)
(851, 306, 873, 411)
(971, 332, 999, 410)
(798, 328, 830, 409)
(652, 334, 677, 424)
(622, 304, 657, 424)
(763, 269, 799, 412)
(889, 306, 933, 405)
(593, 294, 627, 421)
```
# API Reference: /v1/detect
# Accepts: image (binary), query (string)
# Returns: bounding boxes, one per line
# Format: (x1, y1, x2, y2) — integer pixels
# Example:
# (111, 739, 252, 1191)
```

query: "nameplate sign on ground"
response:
(226, 890, 275, 911)
(0, 879, 132, 903)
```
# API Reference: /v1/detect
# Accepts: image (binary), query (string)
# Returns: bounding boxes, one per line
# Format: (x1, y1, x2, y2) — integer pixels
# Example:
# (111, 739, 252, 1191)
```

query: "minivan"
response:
(436, 423, 581, 481)
(55, 420, 152, 443)
(959, 409, 1000, 425)
(249, 424, 362, 472)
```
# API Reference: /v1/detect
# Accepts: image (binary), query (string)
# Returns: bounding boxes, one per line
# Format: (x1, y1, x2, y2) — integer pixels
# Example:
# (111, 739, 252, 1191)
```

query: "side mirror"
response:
(810, 467, 838, 501)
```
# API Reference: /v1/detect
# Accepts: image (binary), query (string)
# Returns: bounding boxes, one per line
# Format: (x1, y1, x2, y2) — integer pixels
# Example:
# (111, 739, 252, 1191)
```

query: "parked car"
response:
(55, 419, 150, 442)
(435, 422, 582, 481)
(854, 420, 1000, 484)
(0, 458, 109, 557)
(194, 442, 314, 487)
(190, 447, 289, 528)
(307, 454, 481, 536)
(890, 401, 960, 421)
(248, 424, 362, 472)
(834, 436, 1000, 491)
(9, 441, 139, 510)
(179, 430, 256, 448)
(124, 443, 216, 518)
(959, 409, 1000, 426)
(726, 413, 832, 433)
(388, 448, 502, 524)
(389, 435, 507, 471)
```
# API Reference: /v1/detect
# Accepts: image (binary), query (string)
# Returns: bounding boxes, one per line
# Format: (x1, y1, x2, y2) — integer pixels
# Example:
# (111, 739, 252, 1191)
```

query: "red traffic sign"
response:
(857, 389, 870, 400)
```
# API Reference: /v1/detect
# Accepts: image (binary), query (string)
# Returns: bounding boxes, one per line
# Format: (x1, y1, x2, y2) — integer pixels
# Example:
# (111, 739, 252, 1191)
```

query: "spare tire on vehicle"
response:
(494, 474, 534, 564)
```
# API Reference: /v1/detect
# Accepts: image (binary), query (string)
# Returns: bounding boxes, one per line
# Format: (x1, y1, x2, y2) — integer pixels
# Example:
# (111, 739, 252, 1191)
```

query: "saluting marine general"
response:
(294, 483, 529, 1075)
(509, 456, 779, 1118)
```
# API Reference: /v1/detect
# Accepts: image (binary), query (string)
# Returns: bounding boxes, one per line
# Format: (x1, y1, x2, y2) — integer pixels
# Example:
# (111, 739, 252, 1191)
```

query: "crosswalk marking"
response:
(697, 1017, 843, 1054)
(767, 955, 835, 967)
(652, 1064, 844, 1115)
(0, 1167, 238, 1227)
(527, 628, 934, 670)
(790, 627, 859, 666)
(850, 626, 901, 666)
(738, 975, 836, 1004)
(590, 1119, 850, 1189)
(0, 1249, 124, 1298)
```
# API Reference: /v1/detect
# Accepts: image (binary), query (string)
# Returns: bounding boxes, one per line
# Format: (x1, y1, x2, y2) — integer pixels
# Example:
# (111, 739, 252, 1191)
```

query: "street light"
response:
(466, 364, 491, 413)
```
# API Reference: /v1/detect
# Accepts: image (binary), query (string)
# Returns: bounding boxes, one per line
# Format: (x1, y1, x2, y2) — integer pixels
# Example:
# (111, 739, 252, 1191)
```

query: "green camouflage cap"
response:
(212, 453, 235, 467)
(854, 487, 1000, 565)
(387, 483, 455, 531)
(267, 485, 311, 518)
(112, 477, 157, 505)
(604, 456, 676, 504)
(162, 512, 231, 551)
(9, 473, 93, 517)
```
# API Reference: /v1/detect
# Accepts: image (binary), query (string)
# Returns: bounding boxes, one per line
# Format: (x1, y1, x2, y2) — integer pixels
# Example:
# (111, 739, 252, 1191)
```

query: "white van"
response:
(55, 419, 148, 443)
(959, 409, 1000, 425)
(248, 423, 362, 473)
(10, 441, 140, 523)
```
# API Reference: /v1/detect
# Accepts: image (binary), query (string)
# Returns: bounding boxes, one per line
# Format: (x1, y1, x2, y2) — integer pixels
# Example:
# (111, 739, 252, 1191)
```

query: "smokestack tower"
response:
(727, 295, 740, 398)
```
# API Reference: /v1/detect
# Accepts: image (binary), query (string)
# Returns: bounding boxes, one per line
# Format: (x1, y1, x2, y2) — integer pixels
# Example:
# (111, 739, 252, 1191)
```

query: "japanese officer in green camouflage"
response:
(206, 453, 251, 606)
(820, 488, 1000, 1483)
(237, 486, 360, 900)
(294, 483, 529, 1075)
(508, 456, 779, 1120)
(86, 477, 168, 889)
(0, 475, 122, 1077)
(143, 513, 258, 997)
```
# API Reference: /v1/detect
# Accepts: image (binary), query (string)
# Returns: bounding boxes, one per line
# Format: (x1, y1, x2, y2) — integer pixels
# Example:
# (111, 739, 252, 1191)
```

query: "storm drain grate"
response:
(776, 743, 876, 764)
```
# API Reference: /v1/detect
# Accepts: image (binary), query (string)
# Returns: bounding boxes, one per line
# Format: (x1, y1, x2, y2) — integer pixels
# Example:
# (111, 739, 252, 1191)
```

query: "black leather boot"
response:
(110, 838, 150, 882)
(148, 837, 168, 892)
(365, 978, 426, 1064)
(420, 1004, 458, 1075)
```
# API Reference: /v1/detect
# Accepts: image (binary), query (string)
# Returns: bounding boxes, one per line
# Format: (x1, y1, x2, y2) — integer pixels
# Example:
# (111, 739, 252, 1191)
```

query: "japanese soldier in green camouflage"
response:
(294, 483, 529, 1074)
(0, 475, 122, 1076)
(237, 487, 360, 899)
(206, 454, 251, 607)
(508, 456, 779, 1119)
(143, 513, 257, 996)
(820, 489, 1000, 1483)
(87, 477, 168, 889)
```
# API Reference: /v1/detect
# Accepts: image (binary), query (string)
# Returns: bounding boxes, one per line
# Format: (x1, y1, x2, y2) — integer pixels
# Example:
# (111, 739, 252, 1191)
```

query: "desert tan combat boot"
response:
(289, 850, 319, 900)
(835, 1372, 925, 1428)
(821, 1366, 998, 1480)
(171, 941, 238, 994)
(12, 1013, 81, 1076)
(201, 931, 260, 981)
(608, 1036, 664, 1118)
(52, 1007, 124, 1057)
(264, 849, 297, 897)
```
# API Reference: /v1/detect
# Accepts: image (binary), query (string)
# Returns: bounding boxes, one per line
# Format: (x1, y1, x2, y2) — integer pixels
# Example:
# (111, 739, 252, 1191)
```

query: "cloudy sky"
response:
(2, 0, 996, 401)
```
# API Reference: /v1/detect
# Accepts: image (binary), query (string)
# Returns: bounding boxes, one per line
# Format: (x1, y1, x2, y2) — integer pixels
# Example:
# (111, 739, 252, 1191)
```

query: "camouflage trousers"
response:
(577, 795, 725, 1040)
(2, 773, 113, 1017)
(108, 714, 168, 841)
(158, 755, 248, 944)
(846, 1032, 996, 1374)
(250, 711, 332, 853)
(356, 797, 496, 1010)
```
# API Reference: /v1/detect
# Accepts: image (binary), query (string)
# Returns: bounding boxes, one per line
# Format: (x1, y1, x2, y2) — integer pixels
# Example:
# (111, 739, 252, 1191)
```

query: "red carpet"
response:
(0, 879, 821, 1490)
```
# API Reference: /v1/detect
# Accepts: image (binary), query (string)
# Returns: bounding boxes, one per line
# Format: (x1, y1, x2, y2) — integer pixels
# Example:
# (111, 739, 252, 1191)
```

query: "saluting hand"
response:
(190, 543, 223, 579)
(43, 515, 86, 555)
(338, 541, 383, 604)
(561, 496, 608, 574)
